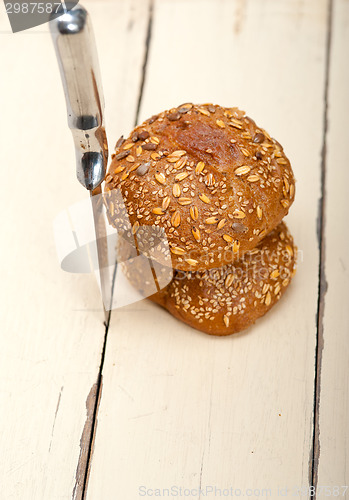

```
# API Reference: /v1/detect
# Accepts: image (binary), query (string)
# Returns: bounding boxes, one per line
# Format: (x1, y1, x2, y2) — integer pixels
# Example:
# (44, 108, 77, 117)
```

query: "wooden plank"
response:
(317, 0, 349, 491)
(87, 0, 330, 497)
(0, 1, 149, 498)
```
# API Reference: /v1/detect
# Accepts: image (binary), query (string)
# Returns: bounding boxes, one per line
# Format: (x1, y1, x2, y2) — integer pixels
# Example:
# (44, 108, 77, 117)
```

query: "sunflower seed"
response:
(253, 132, 265, 143)
(115, 150, 130, 160)
(223, 234, 233, 243)
(115, 135, 124, 149)
(233, 210, 246, 219)
(168, 111, 181, 121)
(136, 162, 150, 176)
(216, 119, 225, 128)
(138, 130, 150, 140)
(143, 143, 157, 151)
(231, 222, 248, 233)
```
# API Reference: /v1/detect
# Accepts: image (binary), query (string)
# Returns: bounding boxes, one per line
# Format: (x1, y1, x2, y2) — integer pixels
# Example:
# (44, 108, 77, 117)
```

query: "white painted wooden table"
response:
(0, 0, 348, 498)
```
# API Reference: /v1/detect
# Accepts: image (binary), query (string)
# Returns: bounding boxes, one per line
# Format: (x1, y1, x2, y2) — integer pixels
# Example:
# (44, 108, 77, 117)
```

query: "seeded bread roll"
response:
(105, 103, 295, 271)
(118, 222, 297, 336)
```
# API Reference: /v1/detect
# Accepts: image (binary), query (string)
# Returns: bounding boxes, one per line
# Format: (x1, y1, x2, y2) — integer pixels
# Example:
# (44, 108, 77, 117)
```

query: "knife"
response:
(50, 3, 110, 323)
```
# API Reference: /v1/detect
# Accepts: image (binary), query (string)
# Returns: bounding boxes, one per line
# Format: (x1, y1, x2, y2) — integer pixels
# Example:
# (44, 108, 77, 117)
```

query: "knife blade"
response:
(50, 3, 110, 323)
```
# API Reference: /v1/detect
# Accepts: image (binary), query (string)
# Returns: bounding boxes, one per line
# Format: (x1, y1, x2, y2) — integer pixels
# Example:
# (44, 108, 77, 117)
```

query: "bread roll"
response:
(105, 103, 295, 271)
(118, 222, 297, 336)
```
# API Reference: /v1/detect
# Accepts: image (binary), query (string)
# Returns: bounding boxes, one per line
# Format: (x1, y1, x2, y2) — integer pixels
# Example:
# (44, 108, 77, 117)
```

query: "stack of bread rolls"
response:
(105, 103, 296, 335)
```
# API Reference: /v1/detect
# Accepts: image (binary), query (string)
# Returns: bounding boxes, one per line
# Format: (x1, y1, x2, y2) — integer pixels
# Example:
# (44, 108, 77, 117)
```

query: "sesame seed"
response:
(270, 270, 280, 279)
(257, 206, 263, 219)
(152, 207, 163, 215)
(223, 315, 229, 327)
(265, 291, 272, 306)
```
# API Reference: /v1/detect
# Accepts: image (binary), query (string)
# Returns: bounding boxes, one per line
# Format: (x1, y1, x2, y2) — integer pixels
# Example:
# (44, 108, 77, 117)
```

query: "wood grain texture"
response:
(0, 1, 149, 498)
(317, 0, 349, 490)
(87, 0, 329, 497)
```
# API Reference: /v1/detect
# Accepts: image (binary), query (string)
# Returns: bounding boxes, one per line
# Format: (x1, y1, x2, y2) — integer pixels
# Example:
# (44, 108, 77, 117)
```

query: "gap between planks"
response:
(72, 2, 155, 499)
(310, 0, 333, 495)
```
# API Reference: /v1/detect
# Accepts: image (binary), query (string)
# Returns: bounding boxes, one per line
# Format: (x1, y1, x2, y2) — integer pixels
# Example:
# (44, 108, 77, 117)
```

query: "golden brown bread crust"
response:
(118, 222, 297, 336)
(105, 103, 295, 271)
(150, 222, 296, 335)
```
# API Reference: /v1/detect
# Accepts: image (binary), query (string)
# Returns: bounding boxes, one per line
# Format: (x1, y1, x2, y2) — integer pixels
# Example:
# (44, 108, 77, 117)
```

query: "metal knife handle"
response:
(50, 3, 108, 190)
